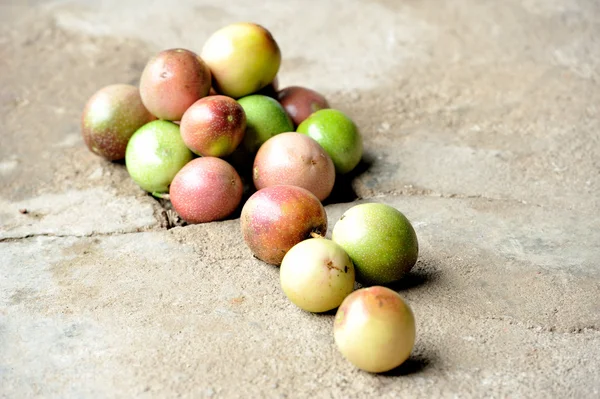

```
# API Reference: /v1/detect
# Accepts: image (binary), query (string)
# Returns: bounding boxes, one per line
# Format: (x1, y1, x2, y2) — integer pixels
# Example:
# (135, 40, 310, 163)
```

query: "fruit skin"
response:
(255, 76, 279, 98)
(334, 286, 416, 373)
(139, 48, 211, 121)
(81, 84, 155, 160)
(280, 238, 355, 313)
(332, 203, 418, 285)
(277, 86, 329, 126)
(180, 95, 246, 157)
(125, 120, 193, 194)
(169, 157, 242, 223)
(297, 109, 363, 174)
(253, 132, 335, 201)
(240, 185, 327, 265)
(238, 94, 294, 153)
(201, 22, 281, 99)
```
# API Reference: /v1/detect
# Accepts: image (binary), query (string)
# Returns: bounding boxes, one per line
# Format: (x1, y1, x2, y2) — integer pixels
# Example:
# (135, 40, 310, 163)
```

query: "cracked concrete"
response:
(1, 0, 599, 398)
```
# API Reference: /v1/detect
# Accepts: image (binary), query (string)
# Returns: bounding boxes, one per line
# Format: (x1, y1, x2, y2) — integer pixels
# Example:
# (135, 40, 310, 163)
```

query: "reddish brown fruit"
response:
(240, 185, 327, 265)
(277, 86, 329, 126)
(169, 157, 243, 224)
(81, 84, 155, 161)
(253, 132, 335, 201)
(180, 95, 246, 157)
(139, 48, 211, 121)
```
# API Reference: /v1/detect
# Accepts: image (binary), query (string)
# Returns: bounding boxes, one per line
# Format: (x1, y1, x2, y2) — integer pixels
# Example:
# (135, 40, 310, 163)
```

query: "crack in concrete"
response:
(0, 229, 156, 243)
(0, 190, 541, 242)
(364, 189, 540, 207)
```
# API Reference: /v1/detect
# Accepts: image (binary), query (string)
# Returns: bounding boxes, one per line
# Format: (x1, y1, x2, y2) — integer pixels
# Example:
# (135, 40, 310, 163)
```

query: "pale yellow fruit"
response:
(201, 23, 281, 99)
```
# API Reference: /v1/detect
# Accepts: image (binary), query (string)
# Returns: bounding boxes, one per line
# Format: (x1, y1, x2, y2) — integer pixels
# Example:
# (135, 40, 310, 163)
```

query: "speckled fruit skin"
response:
(81, 84, 155, 161)
(139, 48, 211, 121)
(277, 86, 329, 126)
(240, 185, 327, 265)
(169, 157, 242, 224)
(238, 94, 294, 153)
(334, 286, 416, 373)
(201, 23, 281, 99)
(180, 95, 246, 157)
(332, 203, 418, 285)
(280, 238, 355, 313)
(125, 120, 193, 194)
(253, 132, 335, 201)
(297, 109, 363, 174)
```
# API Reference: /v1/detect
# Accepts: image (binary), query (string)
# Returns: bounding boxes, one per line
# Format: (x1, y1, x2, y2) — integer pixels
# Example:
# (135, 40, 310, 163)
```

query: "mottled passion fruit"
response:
(139, 48, 211, 121)
(81, 84, 155, 161)
(240, 185, 327, 265)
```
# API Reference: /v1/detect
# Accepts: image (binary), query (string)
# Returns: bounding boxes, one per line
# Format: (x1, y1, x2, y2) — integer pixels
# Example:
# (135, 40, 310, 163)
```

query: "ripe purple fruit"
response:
(139, 48, 211, 121)
(240, 185, 327, 265)
(81, 84, 155, 160)
(253, 132, 335, 201)
(169, 157, 243, 224)
(180, 95, 246, 157)
(277, 86, 329, 126)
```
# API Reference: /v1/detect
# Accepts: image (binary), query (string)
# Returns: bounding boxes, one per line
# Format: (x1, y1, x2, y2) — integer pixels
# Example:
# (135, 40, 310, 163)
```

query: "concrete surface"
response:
(1, 0, 599, 397)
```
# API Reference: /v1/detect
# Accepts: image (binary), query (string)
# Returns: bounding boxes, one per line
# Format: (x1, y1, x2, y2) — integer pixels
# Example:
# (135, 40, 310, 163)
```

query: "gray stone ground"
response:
(1, 0, 599, 397)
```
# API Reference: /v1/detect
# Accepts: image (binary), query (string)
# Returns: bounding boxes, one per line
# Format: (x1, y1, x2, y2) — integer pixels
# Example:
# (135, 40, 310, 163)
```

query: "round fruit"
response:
(180, 95, 246, 157)
(81, 84, 155, 160)
(297, 109, 363, 174)
(238, 94, 294, 153)
(280, 238, 355, 313)
(240, 185, 327, 265)
(125, 120, 193, 194)
(253, 132, 335, 201)
(169, 157, 242, 224)
(277, 86, 329, 126)
(332, 203, 418, 285)
(201, 22, 281, 98)
(139, 48, 211, 121)
(334, 286, 416, 373)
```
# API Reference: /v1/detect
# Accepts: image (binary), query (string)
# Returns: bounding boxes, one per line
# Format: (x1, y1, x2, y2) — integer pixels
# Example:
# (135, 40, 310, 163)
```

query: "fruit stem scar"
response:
(325, 260, 344, 272)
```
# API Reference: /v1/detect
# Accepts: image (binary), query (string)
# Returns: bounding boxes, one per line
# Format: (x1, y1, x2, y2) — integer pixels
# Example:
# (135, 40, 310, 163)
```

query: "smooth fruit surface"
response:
(277, 86, 329, 126)
(334, 286, 415, 373)
(201, 23, 281, 98)
(240, 185, 327, 265)
(332, 203, 418, 285)
(297, 109, 363, 174)
(125, 120, 193, 194)
(180, 95, 246, 157)
(238, 94, 294, 153)
(169, 157, 242, 223)
(139, 48, 211, 121)
(253, 132, 335, 201)
(280, 238, 355, 313)
(81, 84, 155, 160)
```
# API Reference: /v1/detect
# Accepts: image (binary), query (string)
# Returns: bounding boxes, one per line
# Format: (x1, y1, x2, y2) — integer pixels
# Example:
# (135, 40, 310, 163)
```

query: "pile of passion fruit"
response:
(81, 22, 419, 373)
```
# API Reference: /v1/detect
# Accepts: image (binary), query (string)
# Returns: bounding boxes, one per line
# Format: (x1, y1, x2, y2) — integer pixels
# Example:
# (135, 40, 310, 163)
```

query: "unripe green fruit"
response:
(125, 120, 193, 194)
(332, 203, 418, 285)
